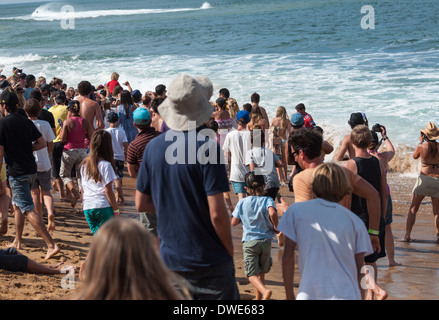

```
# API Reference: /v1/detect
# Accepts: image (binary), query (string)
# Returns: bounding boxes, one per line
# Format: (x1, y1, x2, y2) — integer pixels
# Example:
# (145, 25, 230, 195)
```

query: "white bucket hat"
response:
(158, 74, 214, 131)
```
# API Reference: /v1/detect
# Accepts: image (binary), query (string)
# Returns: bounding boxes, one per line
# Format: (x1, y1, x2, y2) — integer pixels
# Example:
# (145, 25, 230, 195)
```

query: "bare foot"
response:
(389, 261, 402, 267)
(402, 235, 412, 242)
(71, 194, 80, 208)
(9, 240, 22, 250)
(47, 215, 56, 233)
(262, 289, 272, 300)
(0, 218, 7, 235)
(375, 289, 388, 300)
(44, 244, 60, 260)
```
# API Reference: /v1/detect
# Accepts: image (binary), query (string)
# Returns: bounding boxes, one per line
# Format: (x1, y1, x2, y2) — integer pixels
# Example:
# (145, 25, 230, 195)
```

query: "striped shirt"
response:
(126, 127, 161, 165)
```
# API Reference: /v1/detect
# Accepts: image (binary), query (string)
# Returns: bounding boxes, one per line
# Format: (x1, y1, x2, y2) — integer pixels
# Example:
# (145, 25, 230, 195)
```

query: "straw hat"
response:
(158, 74, 214, 131)
(421, 122, 439, 141)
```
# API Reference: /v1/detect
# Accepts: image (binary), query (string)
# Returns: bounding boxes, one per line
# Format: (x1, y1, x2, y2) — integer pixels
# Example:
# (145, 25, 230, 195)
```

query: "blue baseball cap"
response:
(133, 107, 151, 126)
(237, 110, 250, 123)
(291, 112, 304, 127)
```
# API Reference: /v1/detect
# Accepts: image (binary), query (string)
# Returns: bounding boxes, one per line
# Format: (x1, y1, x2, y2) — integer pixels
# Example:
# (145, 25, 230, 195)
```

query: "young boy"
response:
(24, 98, 56, 232)
(105, 112, 128, 205)
(231, 171, 279, 300)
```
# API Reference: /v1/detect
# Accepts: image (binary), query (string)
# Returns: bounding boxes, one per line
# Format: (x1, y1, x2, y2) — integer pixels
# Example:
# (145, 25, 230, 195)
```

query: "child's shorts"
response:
(243, 238, 272, 277)
(115, 160, 124, 179)
(231, 181, 247, 195)
(84, 207, 115, 234)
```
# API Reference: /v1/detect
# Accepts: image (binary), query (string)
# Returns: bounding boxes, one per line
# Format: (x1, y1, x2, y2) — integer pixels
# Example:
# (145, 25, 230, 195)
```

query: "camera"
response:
(372, 123, 383, 133)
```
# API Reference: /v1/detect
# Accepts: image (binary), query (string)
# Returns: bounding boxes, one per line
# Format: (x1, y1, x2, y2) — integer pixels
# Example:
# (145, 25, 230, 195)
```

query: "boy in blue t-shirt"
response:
(231, 171, 280, 300)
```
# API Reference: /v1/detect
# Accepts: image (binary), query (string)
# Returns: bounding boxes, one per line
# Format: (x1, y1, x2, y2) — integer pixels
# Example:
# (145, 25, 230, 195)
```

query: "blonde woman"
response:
(76, 218, 190, 300)
(270, 106, 291, 179)
(228, 98, 240, 129)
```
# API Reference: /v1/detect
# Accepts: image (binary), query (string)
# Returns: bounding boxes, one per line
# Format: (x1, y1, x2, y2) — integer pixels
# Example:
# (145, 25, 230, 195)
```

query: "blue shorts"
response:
(9, 174, 36, 214)
(231, 181, 247, 195)
(31, 170, 52, 192)
(84, 207, 115, 234)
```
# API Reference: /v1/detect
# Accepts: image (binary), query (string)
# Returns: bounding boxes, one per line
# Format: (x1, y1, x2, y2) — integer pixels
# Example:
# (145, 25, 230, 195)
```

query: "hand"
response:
(369, 235, 381, 254)
(380, 126, 387, 137)
(419, 133, 424, 144)
(275, 197, 290, 217)
(123, 81, 130, 86)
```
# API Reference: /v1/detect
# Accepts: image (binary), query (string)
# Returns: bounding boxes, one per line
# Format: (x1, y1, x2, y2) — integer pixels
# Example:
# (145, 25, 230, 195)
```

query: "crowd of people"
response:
(0, 67, 437, 300)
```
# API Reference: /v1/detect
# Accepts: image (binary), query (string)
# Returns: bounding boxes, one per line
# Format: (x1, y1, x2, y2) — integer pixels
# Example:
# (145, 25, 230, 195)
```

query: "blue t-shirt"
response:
(232, 196, 277, 242)
(136, 126, 232, 272)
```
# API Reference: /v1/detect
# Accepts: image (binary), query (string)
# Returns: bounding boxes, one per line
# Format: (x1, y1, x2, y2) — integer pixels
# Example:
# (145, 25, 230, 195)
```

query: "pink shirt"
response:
(64, 117, 86, 150)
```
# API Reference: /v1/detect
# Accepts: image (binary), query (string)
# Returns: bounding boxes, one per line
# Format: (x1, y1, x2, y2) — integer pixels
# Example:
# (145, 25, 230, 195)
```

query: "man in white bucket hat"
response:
(135, 74, 239, 300)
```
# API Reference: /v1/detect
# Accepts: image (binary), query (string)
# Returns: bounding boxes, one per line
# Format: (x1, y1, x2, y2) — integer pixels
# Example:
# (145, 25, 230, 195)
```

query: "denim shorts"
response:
(231, 181, 247, 195)
(9, 174, 36, 214)
(31, 170, 52, 192)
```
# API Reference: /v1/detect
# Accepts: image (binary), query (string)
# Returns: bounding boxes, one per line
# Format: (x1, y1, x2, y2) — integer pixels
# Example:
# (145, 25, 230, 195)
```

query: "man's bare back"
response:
(77, 95, 104, 133)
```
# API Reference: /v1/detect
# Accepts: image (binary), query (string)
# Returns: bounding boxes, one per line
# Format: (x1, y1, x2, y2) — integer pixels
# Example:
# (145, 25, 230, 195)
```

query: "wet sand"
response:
(0, 171, 438, 300)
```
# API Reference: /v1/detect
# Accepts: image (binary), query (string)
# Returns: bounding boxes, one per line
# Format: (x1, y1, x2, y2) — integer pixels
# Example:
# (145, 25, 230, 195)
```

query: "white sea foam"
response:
(1, 2, 212, 21)
(1, 50, 436, 175)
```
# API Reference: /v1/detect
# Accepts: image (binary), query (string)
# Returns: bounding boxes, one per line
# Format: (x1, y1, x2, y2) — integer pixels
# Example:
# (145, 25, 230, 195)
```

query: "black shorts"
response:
(0, 247, 28, 272)
(365, 217, 386, 263)
(52, 142, 64, 178)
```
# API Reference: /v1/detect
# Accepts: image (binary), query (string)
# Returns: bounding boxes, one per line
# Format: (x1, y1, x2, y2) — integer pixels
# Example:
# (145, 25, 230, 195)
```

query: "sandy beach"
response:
(0, 169, 438, 300)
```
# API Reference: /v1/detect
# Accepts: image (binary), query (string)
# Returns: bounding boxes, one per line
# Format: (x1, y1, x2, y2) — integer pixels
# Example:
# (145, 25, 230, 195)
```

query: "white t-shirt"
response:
(80, 160, 118, 210)
(222, 129, 252, 182)
(278, 198, 373, 300)
(32, 119, 56, 172)
(245, 146, 280, 189)
(105, 127, 128, 161)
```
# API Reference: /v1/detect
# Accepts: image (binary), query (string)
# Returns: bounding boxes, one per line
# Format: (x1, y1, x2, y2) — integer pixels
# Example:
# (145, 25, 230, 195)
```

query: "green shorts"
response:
(84, 207, 114, 234)
(243, 238, 272, 277)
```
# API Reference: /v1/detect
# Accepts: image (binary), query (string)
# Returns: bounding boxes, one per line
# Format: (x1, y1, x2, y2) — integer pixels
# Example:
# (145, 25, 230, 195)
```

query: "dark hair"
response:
(242, 103, 252, 113)
(142, 94, 152, 107)
(250, 92, 260, 103)
(216, 97, 227, 110)
(205, 117, 219, 133)
(78, 81, 93, 96)
(219, 88, 230, 99)
(289, 128, 322, 160)
(29, 89, 42, 102)
(120, 90, 133, 118)
(155, 84, 166, 96)
(151, 97, 165, 115)
(68, 100, 81, 115)
(24, 98, 41, 118)
(295, 103, 305, 111)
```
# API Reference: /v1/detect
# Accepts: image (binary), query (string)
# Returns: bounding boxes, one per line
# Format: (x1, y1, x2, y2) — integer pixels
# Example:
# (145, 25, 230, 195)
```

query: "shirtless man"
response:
(250, 92, 269, 125)
(76, 81, 104, 136)
(336, 112, 366, 161)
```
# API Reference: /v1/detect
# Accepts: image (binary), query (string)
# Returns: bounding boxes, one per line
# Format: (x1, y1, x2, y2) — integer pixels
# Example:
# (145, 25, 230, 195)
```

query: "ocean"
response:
(0, 0, 438, 174)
